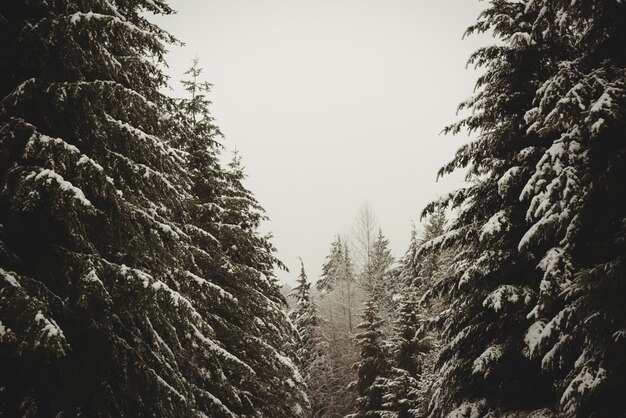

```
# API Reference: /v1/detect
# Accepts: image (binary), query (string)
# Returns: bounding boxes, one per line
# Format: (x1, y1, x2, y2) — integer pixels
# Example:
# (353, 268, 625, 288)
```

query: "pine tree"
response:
(291, 260, 319, 370)
(515, 1, 626, 416)
(176, 59, 307, 417)
(362, 229, 395, 315)
(290, 259, 338, 418)
(418, 2, 560, 415)
(347, 297, 390, 418)
(318, 236, 346, 293)
(422, 0, 626, 416)
(0, 4, 305, 417)
(382, 289, 430, 418)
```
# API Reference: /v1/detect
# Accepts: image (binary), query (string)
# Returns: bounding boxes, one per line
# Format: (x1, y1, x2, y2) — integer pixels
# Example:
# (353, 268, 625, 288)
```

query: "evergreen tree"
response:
(422, 0, 626, 416)
(318, 236, 346, 293)
(382, 289, 429, 418)
(516, 1, 626, 416)
(290, 259, 337, 418)
(290, 259, 319, 370)
(362, 229, 395, 314)
(177, 59, 307, 417)
(347, 297, 389, 418)
(0, 3, 305, 417)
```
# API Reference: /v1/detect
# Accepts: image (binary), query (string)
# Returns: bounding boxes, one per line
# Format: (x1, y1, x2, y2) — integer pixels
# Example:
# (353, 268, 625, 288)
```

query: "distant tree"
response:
(382, 289, 431, 418)
(351, 202, 378, 271)
(362, 229, 395, 319)
(318, 236, 345, 293)
(291, 259, 318, 369)
(347, 297, 390, 418)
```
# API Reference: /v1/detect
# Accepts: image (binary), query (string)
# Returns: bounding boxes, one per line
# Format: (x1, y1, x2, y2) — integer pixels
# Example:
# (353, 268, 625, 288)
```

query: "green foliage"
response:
(0, 2, 306, 417)
(421, 0, 626, 416)
(347, 298, 390, 418)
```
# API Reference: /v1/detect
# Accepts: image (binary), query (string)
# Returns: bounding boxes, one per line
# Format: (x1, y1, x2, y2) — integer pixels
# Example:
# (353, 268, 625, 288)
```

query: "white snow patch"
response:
(472, 345, 504, 378)
(497, 166, 522, 197)
(0, 321, 9, 336)
(35, 310, 65, 339)
(479, 211, 507, 241)
(1, 267, 20, 288)
(26, 168, 92, 207)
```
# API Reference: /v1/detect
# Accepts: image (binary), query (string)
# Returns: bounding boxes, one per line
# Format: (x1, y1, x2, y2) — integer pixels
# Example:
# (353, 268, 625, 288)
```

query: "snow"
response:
(472, 345, 503, 378)
(191, 324, 256, 376)
(590, 117, 605, 134)
(185, 271, 236, 302)
(0, 321, 9, 336)
(589, 90, 614, 114)
(497, 166, 521, 197)
(33, 134, 80, 154)
(150, 368, 186, 401)
(76, 155, 104, 172)
(483, 285, 533, 312)
(560, 366, 606, 414)
(1, 267, 20, 288)
(479, 211, 507, 241)
(34, 310, 65, 339)
(69, 11, 152, 37)
(446, 400, 486, 418)
(275, 350, 304, 383)
(83, 269, 104, 286)
(26, 168, 92, 207)
(524, 321, 546, 358)
(510, 31, 534, 46)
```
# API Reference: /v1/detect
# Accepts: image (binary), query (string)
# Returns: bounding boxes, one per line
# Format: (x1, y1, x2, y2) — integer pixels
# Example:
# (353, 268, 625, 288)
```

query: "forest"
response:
(1, 0, 625, 417)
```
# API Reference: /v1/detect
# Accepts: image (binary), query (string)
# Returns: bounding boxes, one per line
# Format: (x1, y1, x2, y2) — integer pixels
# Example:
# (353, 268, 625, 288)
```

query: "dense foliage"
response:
(0, 1, 305, 417)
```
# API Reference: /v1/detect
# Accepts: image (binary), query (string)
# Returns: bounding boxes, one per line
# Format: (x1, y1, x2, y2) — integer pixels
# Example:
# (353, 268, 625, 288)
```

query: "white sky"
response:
(154, 0, 492, 286)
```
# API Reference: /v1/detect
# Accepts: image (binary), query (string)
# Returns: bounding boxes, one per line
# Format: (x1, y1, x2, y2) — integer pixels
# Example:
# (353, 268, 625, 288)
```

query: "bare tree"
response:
(350, 202, 378, 272)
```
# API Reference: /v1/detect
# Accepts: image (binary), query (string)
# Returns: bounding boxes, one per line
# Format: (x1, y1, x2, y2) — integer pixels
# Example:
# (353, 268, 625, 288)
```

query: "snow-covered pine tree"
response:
(318, 236, 346, 293)
(422, 0, 626, 416)
(383, 210, 450, 418)
(362, 229, 395, 316)
(290, 260, 318, 370)
(176, 59, 307, 417)
(382, 289, 430, 418)
(419, 2, 563, 416)
(347, 297, 390, 418)
(289, 259, 340, 418)
(515, 1, 626, 416)
(0, 3, 305, 417)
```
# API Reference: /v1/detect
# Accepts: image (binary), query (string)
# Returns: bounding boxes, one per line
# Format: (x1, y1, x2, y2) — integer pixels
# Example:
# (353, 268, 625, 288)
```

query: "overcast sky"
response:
(154, 0, 492, 286)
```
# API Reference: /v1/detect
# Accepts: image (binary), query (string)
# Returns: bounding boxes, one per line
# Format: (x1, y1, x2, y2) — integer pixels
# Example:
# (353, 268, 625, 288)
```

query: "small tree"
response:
(347, 297, 389, 418)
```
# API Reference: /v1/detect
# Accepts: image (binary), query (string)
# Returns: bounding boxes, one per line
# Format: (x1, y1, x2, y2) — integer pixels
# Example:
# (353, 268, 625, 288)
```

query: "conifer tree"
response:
(290, 259, 336, 418)
(362, 230, 395, 314)
(0, 3, 305, 417)
(382, 289, 428, 418)
(176, 58, 307, 417)
(347, 297, 390, 418)
(422, 0, 626, 416)
(318, 236, 346, 293)
(290, 260, 319, 370)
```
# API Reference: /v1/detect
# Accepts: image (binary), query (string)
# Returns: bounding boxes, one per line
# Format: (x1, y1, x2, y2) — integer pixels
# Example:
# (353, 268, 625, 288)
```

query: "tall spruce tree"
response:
(362, 229, 395, 315)
(517, 1, 626, 416)
(176, 59, 307, 417)
(290, 260, 319, 371)
(0, 3, 305, 417)
(422, 0, 626, 416)
(382, 289, 429, 418)
(318, 236, 346, 293)
(290, 259, 335, 418)
(347, 297, 390, 418)
(419, 2, 558, 415)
